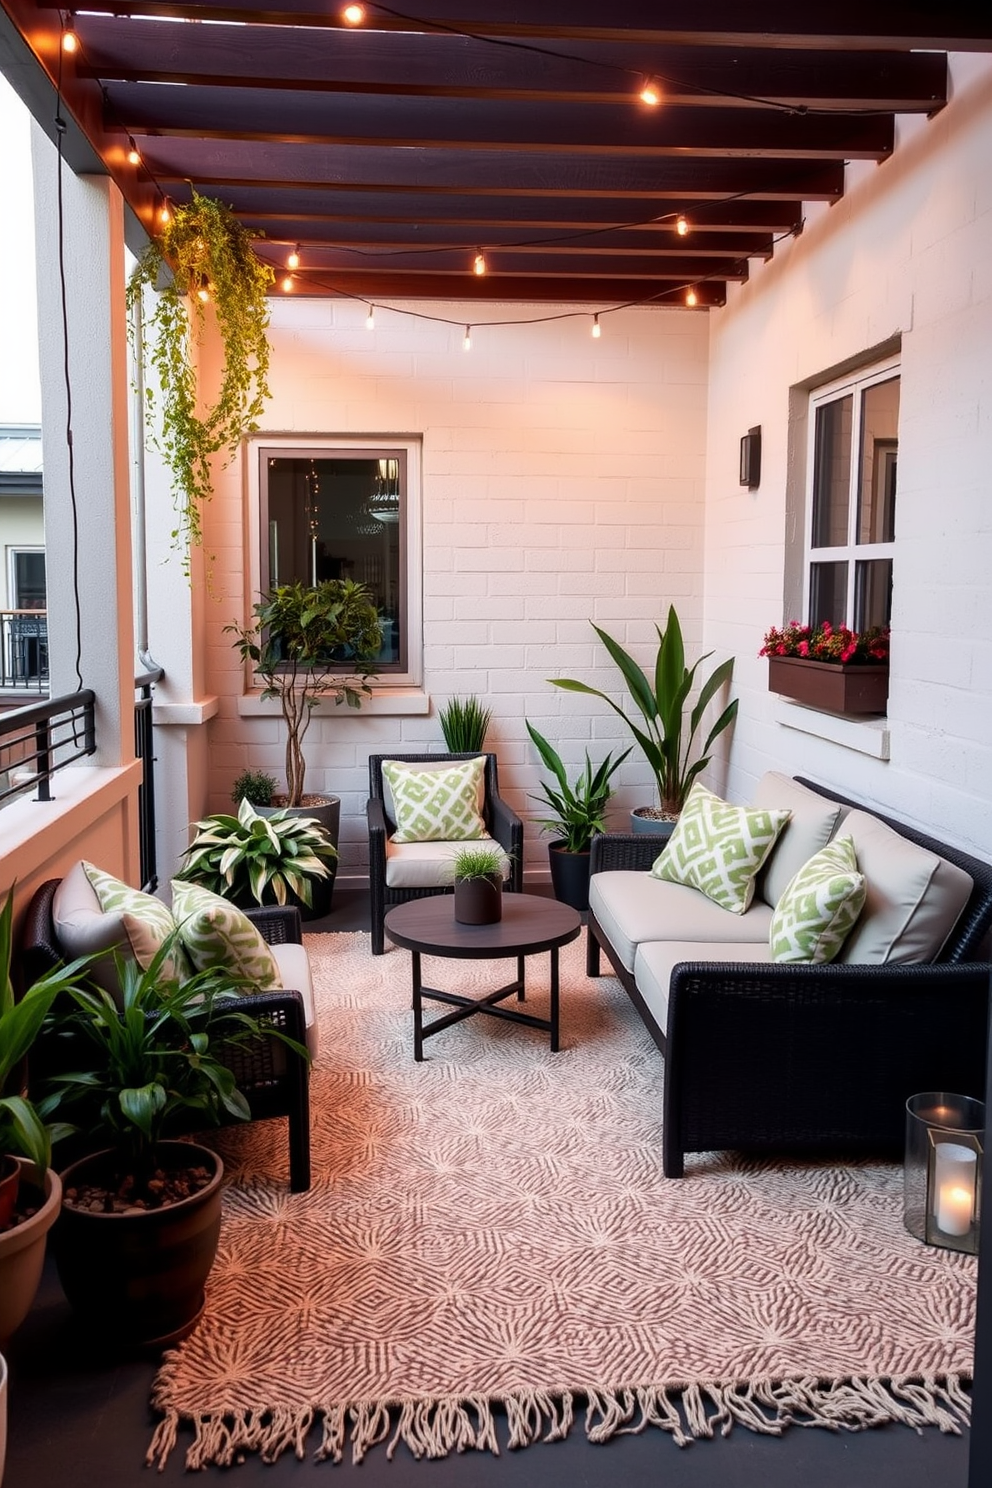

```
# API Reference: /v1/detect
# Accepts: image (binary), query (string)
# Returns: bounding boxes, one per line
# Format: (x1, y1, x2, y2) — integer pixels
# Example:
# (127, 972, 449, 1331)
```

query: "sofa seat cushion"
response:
(385, 835, 511, 890)
(269, 942, 319, 1060)
(589, 871, 773, 973)
(650, 782, 791, 914)
(751, 772, 844, 910)
(633, 939, 774, 1035)
(837, 810, 973, 964)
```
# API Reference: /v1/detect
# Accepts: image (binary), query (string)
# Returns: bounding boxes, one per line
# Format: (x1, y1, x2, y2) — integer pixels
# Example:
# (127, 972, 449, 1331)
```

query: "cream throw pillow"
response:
(769, 835, 867, 964)
(170, 880, 283, 991)
(651, 782, 791, 915)
(383, 756, 487, 843)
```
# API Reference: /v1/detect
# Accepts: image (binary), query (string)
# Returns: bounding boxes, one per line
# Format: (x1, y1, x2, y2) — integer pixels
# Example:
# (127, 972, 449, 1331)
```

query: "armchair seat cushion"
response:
(588, 871, 773, 973)
(269, 941, 318, 1059)
(634, 939, 773, 1032)
(384, 835, 511, 890)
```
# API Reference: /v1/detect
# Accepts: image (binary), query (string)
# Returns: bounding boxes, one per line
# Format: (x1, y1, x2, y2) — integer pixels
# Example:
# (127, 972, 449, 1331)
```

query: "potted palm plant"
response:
(525, 723, 630, 910)
(43, 934, 300, 1348)
(550, 604, 738, 835)
(226, 578, 381, 892)
(176, 796, 337, 919)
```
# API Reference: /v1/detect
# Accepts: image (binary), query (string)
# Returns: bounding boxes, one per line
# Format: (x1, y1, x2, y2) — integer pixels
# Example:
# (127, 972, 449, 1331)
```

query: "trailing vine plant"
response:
(126, 190, 274, 557)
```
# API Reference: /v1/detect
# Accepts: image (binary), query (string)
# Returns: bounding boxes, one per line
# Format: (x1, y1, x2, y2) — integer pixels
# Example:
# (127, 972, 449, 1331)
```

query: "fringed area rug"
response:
(148, 932, 975, 1470)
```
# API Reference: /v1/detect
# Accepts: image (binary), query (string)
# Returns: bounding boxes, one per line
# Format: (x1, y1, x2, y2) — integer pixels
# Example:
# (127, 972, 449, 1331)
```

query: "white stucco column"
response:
(31, 131, 135, 769)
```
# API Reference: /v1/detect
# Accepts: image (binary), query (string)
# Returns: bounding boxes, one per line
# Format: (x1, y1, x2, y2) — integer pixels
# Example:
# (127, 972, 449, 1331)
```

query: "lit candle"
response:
(934, 1142, 977, 1237)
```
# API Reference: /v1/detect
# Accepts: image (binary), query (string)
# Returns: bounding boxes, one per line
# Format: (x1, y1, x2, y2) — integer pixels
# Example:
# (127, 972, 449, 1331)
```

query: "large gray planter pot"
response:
(0, 1160, 62, 1348)
(259, 795, 340, 918)
(630, 809, 677, 841)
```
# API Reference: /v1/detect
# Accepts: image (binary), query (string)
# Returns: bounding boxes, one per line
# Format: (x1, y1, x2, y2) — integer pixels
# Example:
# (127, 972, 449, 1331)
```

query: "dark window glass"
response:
(808, 561, 848, 628)
(811, 395, 853, 549)
(858, 378, 899, 545)
(855, 558, 893, 631)
(13, 551, 46, 609)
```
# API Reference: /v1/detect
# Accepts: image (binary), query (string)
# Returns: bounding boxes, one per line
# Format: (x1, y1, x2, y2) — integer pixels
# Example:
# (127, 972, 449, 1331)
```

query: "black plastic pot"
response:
(548, 841, 592, 912)
(54, 1142, 224, 1349)
(453, 874, 503, 925)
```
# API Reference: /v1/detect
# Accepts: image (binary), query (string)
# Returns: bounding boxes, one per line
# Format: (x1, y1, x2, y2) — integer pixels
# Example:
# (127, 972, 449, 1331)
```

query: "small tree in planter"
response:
(227, 579, 382, 808)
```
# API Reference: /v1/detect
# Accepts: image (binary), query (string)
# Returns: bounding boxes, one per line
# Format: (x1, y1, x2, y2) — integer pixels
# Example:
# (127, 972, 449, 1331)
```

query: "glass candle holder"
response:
(904, 1091, 984, 1255)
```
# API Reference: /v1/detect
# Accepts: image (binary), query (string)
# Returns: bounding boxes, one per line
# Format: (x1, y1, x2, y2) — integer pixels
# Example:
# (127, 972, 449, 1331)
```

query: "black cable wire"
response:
(56, 16, 85, 693)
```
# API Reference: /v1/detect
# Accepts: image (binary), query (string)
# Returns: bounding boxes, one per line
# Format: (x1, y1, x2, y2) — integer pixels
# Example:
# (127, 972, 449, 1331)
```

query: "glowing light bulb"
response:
(281, 275, 294, 292)
(287, 245, 300, 270)
(473, 250, 487, 276)
(685, 287, 698, 307)
(62, 28, 78, 54)
(591, 314, 601, 339)
(197, 285, 210, 303)
(159, 204, 171, 225)
(463, 325, 472, 351)
(675, 215, 689, 237)
(365, 306, 375, 330)
(127, 142, 141, 166)
(342, 3, 365, 23)
(639, 78, 661, 107)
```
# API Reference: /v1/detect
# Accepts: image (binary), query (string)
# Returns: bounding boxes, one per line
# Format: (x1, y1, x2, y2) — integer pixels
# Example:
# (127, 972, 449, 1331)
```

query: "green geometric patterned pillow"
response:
(170, 880, 283, 991)
(650, 782, 791, 915)
(770, 835, 867, 964)
(383, 756, 486, 843)
(82, 861, 191, 982)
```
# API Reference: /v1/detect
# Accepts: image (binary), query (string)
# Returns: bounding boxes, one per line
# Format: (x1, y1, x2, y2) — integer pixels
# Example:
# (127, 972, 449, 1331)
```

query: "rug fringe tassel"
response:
(145, 1374, 972, 1470)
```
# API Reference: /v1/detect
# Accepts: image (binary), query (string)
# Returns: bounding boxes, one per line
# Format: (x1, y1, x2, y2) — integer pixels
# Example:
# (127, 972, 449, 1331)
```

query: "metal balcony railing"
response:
(0, 689, 95, 806)
(0, 609, 49, 692)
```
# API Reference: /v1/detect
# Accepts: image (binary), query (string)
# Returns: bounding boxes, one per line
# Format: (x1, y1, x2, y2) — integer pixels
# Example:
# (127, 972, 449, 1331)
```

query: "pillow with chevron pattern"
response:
(170, 879, 283, 991)
(81, 861, 192, 983)
(383, 756, 486, 843)
(650, 782, 791, 914)
(770, 835, 867, 964)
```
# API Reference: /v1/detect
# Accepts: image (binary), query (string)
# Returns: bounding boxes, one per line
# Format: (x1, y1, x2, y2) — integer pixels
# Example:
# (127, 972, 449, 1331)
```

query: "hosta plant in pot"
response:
(551, 604, 738, 834)
(450, 845, 507, 926)
(525, 722, 630, 911)
(176, 797, 337, 918)
(43, 936, 297, 1347)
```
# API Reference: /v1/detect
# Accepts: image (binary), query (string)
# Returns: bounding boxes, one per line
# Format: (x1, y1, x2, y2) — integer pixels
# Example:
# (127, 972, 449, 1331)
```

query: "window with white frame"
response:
(806, 360, 899, 632)
(249, 437, 422, 686)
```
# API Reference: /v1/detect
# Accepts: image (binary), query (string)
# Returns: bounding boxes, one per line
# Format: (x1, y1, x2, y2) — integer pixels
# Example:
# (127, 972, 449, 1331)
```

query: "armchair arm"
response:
(590, 833, 664, 876)
(663, 959, 991, 1176)
(489, 794, 524, 892)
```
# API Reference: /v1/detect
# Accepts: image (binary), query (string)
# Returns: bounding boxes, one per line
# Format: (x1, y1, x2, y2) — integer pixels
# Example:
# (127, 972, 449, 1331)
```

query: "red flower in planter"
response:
(760, 621, 890, 666)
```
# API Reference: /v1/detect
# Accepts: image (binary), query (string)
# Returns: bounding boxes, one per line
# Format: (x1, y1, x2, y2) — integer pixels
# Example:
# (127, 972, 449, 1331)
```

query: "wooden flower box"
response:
(767, 655, 889, 714)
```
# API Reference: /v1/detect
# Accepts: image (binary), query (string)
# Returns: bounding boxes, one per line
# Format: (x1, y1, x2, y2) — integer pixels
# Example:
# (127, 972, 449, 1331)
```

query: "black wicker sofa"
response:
(586, 774, 992, 1178)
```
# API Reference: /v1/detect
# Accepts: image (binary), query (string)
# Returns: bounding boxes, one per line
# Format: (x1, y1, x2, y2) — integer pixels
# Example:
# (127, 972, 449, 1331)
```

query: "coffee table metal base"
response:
(383, 895, 582, 1061)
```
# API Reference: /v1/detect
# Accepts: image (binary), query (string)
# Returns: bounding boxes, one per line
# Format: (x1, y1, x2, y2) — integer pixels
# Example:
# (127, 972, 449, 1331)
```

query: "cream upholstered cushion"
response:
(769, 835, 867, 964)
(633, 939, 774, 1033)
(382, 756, 487, 843)
(650, 782, 791, 915)
(268, 941, 319, 1061)
(836, 810, 973, 964)
(588, 871, 773, 973)
(384, 835, 511, 890)
(751, 772, 843, 910)
(53, 861, 190, 998)
(170, 879, 283, 992)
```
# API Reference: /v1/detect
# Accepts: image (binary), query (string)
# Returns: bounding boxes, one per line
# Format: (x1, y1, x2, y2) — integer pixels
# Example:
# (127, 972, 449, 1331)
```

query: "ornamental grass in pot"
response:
(43, 936, 301, 1348)
(525, 722, 630, 911)
(450, 846, 506, 926)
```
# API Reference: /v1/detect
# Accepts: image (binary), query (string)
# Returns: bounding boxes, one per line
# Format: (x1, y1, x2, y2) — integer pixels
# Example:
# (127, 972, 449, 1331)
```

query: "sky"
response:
(0, 72, 41, 423)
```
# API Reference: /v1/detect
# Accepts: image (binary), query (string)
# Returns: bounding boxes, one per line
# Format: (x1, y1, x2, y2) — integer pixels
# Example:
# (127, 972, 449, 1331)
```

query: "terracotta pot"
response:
(54, 1142, 224, 1349)
(767, 655, 889, 714)
(453, 875, 503, 925)
(0, 1158, 19, 1230)
(0, 1160, 62, 1348)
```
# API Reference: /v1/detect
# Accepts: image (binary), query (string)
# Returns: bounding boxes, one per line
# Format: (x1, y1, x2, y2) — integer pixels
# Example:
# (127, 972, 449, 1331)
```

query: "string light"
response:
(158, 202, 171, 225)
(341, 3, 365, 23)
(197, 283, 210, 303)
(591, 314, 601, 339)
(685, 287, 698, 307)
(61, 18, 78, 54)
(675, 215, 689, 237)
(463, 325, 472, 351)
(473, 249, 487, 276)
(639, 78, 661, 107)
(365, 305, 375, 330)
(281, 274, 294, 292)
(126, 141, 141, 166)
(287, 244, 300, 270)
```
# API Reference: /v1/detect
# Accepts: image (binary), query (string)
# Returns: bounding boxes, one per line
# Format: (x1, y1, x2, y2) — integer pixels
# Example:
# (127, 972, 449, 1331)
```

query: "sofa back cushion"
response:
(751, 772, 843, 910)
(53, 860, 190, 999)
(837, 810, 973, 964)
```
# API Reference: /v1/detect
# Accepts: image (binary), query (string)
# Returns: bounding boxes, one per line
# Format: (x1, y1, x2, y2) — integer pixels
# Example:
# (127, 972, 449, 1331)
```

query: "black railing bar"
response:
(0, 688, 95, 735)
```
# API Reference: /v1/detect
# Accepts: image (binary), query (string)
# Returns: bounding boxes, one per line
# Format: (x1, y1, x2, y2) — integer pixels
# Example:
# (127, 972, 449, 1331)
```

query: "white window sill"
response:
(773, 699, 890, 759)
(237, 687, 430, 719)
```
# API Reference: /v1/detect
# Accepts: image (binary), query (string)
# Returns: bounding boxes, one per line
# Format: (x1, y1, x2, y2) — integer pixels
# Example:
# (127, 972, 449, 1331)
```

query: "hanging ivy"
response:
(126, 191, 274, 555)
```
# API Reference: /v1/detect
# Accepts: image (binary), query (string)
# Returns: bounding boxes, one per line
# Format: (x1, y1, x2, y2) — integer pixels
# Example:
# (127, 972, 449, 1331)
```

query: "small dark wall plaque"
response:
(740, 426, 761, 488)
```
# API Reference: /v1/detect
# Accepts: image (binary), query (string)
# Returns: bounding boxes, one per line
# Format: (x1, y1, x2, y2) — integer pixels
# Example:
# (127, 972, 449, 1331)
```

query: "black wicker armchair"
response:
(19, 880, 312, 1192)
(367, 751, 524, 955)
(587, 780, 992, 1178)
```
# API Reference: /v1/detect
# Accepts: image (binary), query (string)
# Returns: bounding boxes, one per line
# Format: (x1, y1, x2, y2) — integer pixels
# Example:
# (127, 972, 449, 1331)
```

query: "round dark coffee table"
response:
(384, 894, 582, 1060)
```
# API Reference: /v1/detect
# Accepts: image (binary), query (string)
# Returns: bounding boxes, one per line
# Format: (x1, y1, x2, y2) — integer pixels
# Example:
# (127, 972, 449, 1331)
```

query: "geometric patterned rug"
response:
(148, 932, 974, 1469)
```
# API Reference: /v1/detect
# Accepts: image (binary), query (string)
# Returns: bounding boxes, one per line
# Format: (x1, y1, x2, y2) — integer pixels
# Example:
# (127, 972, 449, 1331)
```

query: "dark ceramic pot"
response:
(453, 875, 503, 925)
(548, 841, 591, 912)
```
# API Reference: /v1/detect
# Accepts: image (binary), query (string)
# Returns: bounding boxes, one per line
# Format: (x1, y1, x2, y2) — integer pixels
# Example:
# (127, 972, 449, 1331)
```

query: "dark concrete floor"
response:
(3, 885, 972, 1487)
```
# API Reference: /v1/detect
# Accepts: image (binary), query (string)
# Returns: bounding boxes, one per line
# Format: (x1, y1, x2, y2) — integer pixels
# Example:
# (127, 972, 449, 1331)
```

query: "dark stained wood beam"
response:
(273, 247, 750, 280)
(277, 271, 728, 305)
(83, 2, 992, 53)
(106, 84, 896, 160)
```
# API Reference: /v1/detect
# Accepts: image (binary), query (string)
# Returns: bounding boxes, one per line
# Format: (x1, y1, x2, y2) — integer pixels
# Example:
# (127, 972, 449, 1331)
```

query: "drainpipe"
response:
(130, 290, 163, 682)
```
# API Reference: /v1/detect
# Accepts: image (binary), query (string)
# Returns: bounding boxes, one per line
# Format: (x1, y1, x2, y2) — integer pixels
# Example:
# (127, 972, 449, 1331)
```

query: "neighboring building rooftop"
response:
(0, 423, 42, 493)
